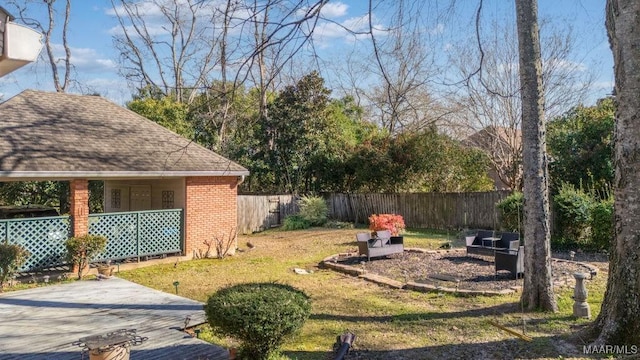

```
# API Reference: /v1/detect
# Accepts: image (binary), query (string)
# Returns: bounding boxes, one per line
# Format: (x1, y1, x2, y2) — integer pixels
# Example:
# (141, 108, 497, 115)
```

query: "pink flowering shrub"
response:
(368, 214, 406, 236)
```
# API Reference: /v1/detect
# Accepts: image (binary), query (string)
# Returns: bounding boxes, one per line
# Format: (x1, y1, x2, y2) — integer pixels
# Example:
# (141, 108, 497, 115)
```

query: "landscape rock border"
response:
(321, 248, 599, 297)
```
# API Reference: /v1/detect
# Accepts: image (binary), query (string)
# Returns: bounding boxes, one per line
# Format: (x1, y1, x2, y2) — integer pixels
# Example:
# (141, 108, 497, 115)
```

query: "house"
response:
(465, 125, 522, 190)
(0, 90, 249, 269)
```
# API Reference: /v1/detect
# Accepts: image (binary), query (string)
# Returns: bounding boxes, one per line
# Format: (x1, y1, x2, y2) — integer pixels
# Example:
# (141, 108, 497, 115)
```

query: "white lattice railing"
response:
(89, 209, 183, 261)
(1, 216, 71, 272)
(0, 209, 183, 273)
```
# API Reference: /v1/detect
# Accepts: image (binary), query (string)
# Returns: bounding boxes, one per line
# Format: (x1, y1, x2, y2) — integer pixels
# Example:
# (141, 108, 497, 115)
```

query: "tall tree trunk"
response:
(255, 1, 269, 122)
(515, 0, 557, 312)
(588, 0, 640, 345)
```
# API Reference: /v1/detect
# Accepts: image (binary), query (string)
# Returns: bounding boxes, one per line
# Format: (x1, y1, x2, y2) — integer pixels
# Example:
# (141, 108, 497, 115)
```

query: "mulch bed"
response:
(336, 249, 607, 292)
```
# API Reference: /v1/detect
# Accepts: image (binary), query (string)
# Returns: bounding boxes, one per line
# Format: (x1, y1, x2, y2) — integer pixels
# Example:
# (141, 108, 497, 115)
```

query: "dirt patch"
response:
(335, 249, 604, 292)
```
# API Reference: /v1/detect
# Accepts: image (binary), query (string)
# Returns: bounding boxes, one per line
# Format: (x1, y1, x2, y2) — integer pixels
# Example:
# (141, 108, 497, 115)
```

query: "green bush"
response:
(496, 192, 523, 234)
(298, 195, 328, 226)
(553, 183, 594, 245)
(590, 197, 614, 251)
(205, 282, 311, 360)
(282, 215, 311, 230)
(0, 241, 29, 290)
(65, 234, 108, 279)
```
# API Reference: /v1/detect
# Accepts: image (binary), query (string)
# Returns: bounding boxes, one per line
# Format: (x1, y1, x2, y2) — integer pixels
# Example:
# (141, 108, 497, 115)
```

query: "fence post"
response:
(180, 209, 185, 255)
(136, 212, 141, 262)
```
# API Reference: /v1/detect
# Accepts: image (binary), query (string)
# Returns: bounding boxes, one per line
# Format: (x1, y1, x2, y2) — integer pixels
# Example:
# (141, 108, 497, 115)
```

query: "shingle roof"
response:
(0, 90, 249, 179)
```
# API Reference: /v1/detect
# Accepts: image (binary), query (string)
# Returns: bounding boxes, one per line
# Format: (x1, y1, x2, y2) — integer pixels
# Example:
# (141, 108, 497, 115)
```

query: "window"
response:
(162, 190, 175, 209)
(111, 189, 121, 209)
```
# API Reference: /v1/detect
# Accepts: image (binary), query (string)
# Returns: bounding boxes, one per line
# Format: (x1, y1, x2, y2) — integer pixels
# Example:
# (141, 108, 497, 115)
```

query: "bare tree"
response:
(8, 0, 72, 92)
(360, 0, 445, 134)
(110, 0, 219, 104)
(450, 17, 594, 190)
(110, 0, 327, 152)
(233, 0, 328, 120)
(515, 0, 557, 312)
(187, 0, 239, 151)
(586, 0, 640, 345)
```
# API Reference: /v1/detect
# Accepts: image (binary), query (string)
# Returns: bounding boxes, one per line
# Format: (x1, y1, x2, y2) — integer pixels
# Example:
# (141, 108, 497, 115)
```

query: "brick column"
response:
(70, 179, 89, 237)
(184, 176, 238, 258)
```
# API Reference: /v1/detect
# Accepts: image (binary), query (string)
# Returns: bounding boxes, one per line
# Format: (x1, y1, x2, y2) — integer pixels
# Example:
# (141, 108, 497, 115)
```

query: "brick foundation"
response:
(70, 179, 89, 237)
(184, 176, 239, 258)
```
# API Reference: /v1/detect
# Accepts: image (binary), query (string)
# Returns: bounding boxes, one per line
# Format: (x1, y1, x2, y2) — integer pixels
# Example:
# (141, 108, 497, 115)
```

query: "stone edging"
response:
(321, 248, 600, 297)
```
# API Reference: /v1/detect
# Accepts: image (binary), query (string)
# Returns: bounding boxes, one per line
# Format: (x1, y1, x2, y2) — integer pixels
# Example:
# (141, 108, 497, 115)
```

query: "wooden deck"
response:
(0, 277, 228, 360)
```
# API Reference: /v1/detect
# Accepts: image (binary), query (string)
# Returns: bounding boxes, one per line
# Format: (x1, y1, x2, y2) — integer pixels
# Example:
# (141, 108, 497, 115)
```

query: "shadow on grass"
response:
(311, 302, 521, 323)
(338, 241, 358, 246)
(285, 335, 590, 360)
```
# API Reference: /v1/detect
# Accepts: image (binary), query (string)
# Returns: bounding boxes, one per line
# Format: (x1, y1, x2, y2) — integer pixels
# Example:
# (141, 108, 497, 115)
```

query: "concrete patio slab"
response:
(0, 277, 228, 360)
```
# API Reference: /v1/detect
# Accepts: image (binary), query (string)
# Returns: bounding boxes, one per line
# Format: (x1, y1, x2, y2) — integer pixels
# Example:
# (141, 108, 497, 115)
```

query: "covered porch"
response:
(0, 90, 249, 273)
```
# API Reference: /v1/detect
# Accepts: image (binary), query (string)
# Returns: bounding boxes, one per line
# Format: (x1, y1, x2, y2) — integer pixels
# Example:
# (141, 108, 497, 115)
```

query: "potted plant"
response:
(96, 261, 114, 277)
(65, 234, 108, 279)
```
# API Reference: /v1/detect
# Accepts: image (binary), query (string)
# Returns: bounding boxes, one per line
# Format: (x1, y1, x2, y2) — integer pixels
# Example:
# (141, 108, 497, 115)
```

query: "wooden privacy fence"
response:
(237, 195, 299, 234)
(326, 192, 512, 230)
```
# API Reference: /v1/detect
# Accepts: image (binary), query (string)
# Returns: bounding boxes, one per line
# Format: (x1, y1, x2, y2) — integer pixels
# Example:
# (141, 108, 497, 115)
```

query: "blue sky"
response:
(0, 0, 612, 106)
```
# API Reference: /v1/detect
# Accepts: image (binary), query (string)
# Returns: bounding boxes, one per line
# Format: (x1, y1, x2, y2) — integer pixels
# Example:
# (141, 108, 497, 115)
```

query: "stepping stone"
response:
(429, 273, 461, 282)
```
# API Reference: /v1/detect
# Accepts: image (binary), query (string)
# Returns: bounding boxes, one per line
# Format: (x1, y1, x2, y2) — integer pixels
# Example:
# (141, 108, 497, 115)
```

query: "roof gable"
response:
(0, 90, 248, 179)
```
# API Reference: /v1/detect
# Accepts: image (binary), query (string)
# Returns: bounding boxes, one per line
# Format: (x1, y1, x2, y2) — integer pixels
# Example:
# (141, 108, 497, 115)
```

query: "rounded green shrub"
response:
(0, 240, 29, 290)
(298, 195, 328, 226)
(553, 183, 594, 245)
(590, 197, 614, 251)
(496, 192, 523, 234)
(65, 234, 108, 279)
(205, 282, 311, 360)
(282, 214, 311, 230)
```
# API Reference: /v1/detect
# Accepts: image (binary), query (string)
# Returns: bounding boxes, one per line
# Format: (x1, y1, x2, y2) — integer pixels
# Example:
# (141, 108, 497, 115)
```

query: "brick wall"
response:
(184, 176, 238, 258)
(70, 179, 89, 236)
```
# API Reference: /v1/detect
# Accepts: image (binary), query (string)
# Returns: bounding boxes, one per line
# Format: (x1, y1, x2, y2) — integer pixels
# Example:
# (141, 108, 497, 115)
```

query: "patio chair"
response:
(495, 245, 524, 279)
(356, 230, 403, 261)
(376, 230, 392, 246)
(356, 232, 371, 242)
(356, 232, 372, 258)
(498, 231, 520, 250)
(466, 229, 498, 256)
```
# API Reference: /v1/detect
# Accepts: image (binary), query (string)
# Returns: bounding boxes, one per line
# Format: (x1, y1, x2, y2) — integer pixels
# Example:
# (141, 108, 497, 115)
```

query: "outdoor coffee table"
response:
(482, 237, 501, 247)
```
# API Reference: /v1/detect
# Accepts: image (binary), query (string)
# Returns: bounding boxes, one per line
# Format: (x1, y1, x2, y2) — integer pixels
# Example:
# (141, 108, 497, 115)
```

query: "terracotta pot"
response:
(97, 265, 114, 277)
(89, 345, 130, 360)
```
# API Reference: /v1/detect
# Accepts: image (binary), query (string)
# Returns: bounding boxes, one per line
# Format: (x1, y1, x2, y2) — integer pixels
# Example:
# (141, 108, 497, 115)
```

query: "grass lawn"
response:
(118, 228, 606, 359)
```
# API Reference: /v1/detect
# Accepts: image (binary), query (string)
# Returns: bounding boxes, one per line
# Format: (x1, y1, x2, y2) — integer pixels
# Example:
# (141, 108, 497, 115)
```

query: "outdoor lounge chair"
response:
(376, 230, 392, 245)
(466, 230, 500, 256)
(495, 245, 524, 279)
(356, 230, 403, 261)
(499, 231, 520, 250)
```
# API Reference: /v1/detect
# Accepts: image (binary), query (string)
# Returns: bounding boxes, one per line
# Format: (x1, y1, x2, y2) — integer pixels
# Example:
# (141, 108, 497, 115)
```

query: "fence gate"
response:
(268, 196, 281, 228)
